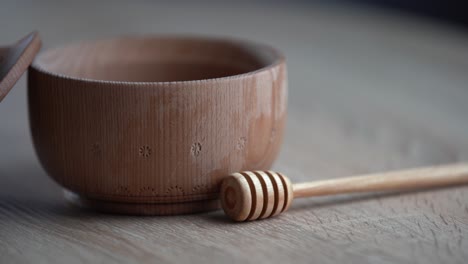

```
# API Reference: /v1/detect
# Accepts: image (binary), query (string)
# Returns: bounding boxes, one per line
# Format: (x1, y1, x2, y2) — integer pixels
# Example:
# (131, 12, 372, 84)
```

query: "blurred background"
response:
(2, 0, 467, 168)
(1, 0, 468, 201)
(1, 1, 468, 263)
(1, 0, 468, 184)
(353, 0, 467, 27)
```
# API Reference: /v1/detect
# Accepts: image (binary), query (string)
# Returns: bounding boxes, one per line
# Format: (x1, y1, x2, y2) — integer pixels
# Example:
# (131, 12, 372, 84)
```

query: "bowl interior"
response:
(33, 36, 280, 82)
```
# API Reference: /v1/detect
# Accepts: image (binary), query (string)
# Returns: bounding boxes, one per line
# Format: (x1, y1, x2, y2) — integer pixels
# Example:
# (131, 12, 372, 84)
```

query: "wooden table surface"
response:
(1, 1, 468, 263)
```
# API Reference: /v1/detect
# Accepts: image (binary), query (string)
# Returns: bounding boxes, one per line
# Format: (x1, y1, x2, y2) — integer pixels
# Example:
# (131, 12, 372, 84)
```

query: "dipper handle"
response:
(220, 163, 468, 221)
(293, 163, 468, 198)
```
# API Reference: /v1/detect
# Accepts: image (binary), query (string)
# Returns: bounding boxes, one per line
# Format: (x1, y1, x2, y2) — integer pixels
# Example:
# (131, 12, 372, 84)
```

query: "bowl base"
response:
(64, 190, 220, 215)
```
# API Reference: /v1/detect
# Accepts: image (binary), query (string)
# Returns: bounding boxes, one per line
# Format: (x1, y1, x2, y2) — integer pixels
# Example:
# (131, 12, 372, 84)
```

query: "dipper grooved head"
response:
(220, 171, 293, 221)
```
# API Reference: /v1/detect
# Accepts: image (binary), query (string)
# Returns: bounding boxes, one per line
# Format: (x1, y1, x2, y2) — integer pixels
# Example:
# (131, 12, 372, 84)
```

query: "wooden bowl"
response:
(28, 36, 287, 215)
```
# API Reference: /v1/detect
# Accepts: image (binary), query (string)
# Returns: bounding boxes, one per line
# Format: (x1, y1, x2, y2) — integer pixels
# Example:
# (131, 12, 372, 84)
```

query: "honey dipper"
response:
(220, 163, 468, 221)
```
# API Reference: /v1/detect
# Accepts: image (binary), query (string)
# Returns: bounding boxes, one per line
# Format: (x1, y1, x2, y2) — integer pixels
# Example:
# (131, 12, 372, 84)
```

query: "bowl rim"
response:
(31, 34, 285, 86)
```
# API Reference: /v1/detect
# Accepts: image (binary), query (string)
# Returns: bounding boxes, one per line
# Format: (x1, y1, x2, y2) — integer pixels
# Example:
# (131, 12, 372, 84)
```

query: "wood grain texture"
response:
(28, 36, 286, 215)
(1, 1, 468, 264)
